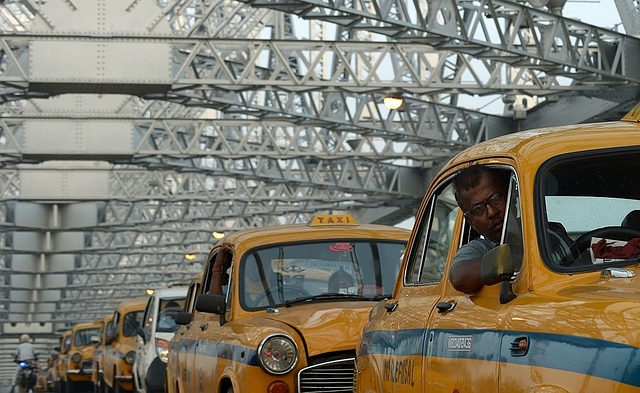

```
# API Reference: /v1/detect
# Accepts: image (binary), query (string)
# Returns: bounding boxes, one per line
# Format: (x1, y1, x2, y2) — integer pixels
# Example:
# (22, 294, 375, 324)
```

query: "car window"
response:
(503, 173, 524, 276)
(156, 297, 186, 332)
(122, 310, 143, 337)
(405, 181, 457, 285)
(539, 148, 640, 270)
(74, 328, 101, 347)
(240, 240, 407, 310)
(104, 320, 113, 339)
(142, 297, 155, 339)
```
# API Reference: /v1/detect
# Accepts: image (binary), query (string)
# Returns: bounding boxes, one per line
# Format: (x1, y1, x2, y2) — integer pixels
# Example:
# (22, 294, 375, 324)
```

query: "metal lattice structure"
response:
(0, 0, 638, 380)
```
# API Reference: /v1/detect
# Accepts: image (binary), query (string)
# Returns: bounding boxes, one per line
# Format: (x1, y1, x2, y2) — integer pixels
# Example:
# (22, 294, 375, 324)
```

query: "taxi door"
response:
(362, 180, 457, 392)
(177, 259, 215, 393)
(425, 169, 522, 392)
(191, 245, 232, 392)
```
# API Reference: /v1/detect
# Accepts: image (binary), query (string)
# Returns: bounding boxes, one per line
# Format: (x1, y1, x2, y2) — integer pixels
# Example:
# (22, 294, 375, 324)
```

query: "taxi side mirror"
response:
(480, 244, 517, 304)
(480, 244, 514, 285)
(90, 335, 100, 347)
(175, 312, 193, 326)
(195, 294, 226, 315)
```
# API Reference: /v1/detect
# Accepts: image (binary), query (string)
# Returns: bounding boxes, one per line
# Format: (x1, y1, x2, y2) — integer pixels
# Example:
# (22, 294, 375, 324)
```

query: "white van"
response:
(133, 286, 187, 393)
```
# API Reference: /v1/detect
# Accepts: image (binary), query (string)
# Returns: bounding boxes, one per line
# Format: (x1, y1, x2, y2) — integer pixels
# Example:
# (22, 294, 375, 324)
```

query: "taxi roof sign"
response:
(308, 214, 358, 226)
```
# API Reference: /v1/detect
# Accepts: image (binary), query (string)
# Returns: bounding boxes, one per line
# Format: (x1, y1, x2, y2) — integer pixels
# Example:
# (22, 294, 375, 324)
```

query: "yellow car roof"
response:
(215, 219, 410, 253)
(446, 119, 640, 172)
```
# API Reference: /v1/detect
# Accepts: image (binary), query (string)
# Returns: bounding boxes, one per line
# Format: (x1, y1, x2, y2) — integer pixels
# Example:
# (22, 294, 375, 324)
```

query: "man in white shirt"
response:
(10, 334, 38, 392)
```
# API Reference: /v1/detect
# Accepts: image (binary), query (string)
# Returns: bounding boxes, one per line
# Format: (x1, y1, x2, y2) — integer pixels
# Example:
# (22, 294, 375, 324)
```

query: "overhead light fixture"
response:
(212, 231, 225, 239)
(185, 253, 196, 260)
(383, 95, 404, 110)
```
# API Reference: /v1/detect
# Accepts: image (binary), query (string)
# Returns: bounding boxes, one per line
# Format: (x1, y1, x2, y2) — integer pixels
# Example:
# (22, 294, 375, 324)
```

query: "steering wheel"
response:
(547, 228, 576, 266)
(559, 226, 640, 266)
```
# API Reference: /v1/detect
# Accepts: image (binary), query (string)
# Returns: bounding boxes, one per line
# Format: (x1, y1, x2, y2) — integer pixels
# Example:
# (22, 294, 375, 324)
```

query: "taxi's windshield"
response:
(74, 327, 100, 347)
(539, 148, 640, 271)
(240, 240, 406, 310)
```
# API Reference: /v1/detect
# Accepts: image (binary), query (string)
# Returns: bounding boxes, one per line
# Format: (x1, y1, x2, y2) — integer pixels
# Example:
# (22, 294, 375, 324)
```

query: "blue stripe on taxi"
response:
(361, 329, 640, 387)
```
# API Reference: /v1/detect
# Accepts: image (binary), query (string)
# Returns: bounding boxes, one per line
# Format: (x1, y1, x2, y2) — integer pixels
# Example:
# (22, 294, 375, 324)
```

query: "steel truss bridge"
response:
(0, 0, 638, 380)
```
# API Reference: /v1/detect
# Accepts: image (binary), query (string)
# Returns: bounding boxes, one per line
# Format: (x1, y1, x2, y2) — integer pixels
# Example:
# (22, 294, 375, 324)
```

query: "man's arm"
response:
(449, 258, 484, 293)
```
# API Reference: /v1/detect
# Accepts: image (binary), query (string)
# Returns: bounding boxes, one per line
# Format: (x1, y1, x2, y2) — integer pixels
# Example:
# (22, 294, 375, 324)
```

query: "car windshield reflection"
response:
(240, 240, 406, 310)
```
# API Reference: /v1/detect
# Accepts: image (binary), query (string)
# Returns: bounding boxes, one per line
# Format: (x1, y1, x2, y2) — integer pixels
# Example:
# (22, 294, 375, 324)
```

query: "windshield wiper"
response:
(284, 293, 371, 307)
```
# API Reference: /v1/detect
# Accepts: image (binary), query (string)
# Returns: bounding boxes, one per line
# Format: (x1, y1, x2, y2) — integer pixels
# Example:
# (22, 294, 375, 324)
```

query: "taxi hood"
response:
(263, 302, 375, 357)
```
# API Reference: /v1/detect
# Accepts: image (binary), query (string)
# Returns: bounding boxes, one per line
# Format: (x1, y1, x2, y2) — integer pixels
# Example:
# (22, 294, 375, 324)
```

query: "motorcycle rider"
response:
(10, 334, 38, 393)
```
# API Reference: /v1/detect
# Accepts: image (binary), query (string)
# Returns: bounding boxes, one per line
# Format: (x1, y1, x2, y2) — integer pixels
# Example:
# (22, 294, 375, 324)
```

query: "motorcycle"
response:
(16, 359, 37, 393)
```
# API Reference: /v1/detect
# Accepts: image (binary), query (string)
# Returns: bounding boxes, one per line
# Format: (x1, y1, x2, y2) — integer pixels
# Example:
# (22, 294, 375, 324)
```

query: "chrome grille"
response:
(81, 360, 93, 374)
(297, 358, 354, 393)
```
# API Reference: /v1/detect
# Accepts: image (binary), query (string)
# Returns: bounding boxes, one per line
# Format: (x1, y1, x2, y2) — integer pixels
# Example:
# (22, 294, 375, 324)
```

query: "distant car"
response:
(165, 272, 203, 387)
(355, 103, 640, 392)
(92, 314, 114, 393)
(53, 330, 71, 393)
(65, 320, 102, 392)
(166, 213, 410, 393)
(45, 354, 58, 393)
(133, 286, 187, 393)
(103, 297, 146, 393)
(35, 363, 49, 393)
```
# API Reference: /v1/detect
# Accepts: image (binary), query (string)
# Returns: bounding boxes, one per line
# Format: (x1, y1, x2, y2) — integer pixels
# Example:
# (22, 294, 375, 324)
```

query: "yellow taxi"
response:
(165, 272, 204, 391)
(35, 361, 49, 393)
(103, 297, 147, 393)
(166, 272, 203, 383)
(92, 314, 114, 393)
(54, 330, 71, 393)
(64, 320, 102, 391)
(44, 354, 58, 392)
(166, 214, 410, 393)
(355, 104, 640, 392)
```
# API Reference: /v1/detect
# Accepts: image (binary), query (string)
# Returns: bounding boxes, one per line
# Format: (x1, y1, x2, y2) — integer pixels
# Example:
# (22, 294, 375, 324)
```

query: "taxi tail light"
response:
(155, 338, 170, 363)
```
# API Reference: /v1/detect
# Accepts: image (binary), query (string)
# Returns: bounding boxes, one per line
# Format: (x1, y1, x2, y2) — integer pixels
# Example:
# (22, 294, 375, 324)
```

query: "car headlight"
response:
(257, 334, 298, 375)
(125, 350, 136, 365)
(71, 353, 82, 364)
(155, 338, 170, 363)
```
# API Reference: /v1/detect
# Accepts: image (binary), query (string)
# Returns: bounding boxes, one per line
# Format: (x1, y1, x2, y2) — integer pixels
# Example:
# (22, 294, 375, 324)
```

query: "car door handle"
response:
(436, 301, 456, 313)
(200, 323, 208, 331)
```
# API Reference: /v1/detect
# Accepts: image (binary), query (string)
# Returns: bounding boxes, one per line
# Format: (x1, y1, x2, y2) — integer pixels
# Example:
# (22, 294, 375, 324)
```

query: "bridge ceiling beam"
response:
(0, 160, 428, 202)
(614, 0, 640, 37)
(0, 115, 476, 163)
(237, 0, 640, 84)
(0, 36, 628, 100)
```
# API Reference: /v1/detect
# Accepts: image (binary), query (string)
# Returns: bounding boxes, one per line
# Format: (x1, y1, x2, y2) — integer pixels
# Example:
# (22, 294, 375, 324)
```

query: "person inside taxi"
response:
(449, 165, 509, 293)
(244, 259, 276, 307)
(328, 268, 356, 294)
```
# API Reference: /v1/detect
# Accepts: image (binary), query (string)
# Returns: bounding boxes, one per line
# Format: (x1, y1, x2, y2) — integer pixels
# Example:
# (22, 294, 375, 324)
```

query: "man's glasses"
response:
(464, 193, 505, 217)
